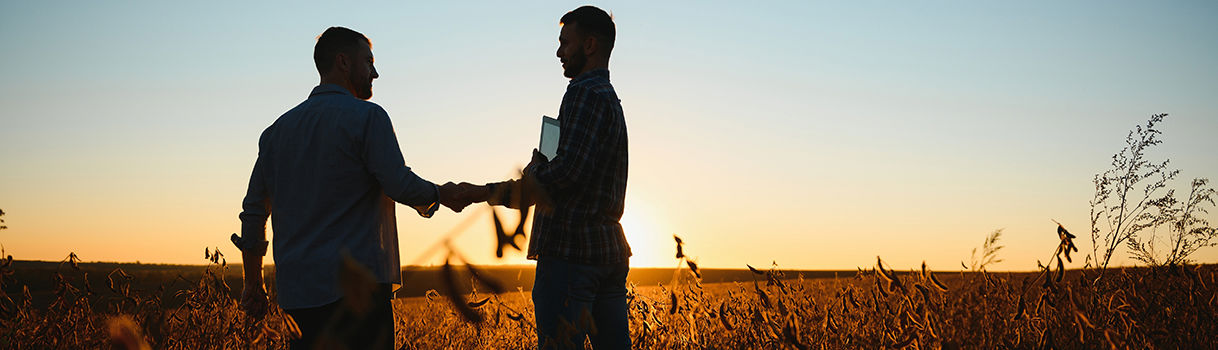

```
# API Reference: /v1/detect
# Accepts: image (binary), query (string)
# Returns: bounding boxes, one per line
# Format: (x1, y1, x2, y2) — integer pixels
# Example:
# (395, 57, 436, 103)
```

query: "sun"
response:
(619, 197, 673, 268)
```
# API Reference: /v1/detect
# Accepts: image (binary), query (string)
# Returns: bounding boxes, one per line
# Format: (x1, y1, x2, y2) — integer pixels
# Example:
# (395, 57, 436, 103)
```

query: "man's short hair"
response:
(314, 27, 371, 74)
(560, 6, 615, 53)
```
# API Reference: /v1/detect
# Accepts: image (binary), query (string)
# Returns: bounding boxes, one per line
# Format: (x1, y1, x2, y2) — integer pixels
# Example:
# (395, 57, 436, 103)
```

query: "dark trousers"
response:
(284, 284, 394, 350)
(532, 256, 631, 350)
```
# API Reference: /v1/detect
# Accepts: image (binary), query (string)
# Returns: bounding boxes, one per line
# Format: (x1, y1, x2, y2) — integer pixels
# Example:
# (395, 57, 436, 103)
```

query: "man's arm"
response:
(237, 133, 271, 319)
(239, 247, 267, 319)
(482, 150, 552, 209)
(362, 106, 442, 217)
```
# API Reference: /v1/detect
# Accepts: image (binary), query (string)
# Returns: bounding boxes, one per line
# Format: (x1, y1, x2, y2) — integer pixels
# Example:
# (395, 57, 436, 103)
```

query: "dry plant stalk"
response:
(1090, 113, 1216, 272)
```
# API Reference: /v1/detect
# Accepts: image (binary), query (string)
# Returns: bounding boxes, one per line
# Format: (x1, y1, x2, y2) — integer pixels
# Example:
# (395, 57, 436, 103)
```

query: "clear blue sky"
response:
(1, 1, 1216, 270)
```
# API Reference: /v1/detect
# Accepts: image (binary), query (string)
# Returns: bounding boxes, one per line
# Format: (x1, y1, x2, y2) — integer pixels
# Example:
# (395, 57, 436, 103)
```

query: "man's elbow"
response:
(534, 168, 585, 194)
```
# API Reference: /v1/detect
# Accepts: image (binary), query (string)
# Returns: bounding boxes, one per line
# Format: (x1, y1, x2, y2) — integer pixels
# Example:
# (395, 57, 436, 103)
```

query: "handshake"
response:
(433, 149, 551, 213)
(437, 182, 492, 213)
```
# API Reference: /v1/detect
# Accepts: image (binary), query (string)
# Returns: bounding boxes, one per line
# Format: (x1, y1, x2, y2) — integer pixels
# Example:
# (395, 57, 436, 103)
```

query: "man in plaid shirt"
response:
(457, 6, 631, 349)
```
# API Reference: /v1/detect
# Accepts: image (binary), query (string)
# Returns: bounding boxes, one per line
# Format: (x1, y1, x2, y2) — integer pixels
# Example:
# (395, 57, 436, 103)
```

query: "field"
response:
(2, 243, 1216, 349)
(393, 265, 1218, 349)
(3, 112, 1212, 348)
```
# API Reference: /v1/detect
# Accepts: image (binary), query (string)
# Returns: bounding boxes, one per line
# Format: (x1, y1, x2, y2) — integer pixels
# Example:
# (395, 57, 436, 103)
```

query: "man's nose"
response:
(371, 66, 379, 79)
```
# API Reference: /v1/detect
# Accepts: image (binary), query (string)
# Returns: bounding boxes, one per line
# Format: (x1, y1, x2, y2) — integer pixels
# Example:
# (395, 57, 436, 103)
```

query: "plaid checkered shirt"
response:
(490, 69, 631, 265)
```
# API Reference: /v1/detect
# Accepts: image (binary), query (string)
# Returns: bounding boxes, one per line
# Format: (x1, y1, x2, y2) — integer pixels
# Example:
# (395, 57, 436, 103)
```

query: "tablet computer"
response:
(539, 115, 560, 160)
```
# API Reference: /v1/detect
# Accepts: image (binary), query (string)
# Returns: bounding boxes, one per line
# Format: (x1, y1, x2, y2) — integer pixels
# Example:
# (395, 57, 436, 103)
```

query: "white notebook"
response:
(539, 116, 560, 160)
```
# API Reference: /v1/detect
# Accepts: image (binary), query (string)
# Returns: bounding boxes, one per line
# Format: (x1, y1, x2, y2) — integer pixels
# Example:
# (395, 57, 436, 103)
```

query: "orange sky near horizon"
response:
(2, 1, 1217, 272)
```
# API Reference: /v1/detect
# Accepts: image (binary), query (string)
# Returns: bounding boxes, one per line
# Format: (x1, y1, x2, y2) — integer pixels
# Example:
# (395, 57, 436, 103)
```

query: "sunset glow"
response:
(1, 1, 1216, 271)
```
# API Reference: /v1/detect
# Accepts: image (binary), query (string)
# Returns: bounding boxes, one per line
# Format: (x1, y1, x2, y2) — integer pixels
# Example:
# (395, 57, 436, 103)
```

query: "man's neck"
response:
(578, 60, 609, 76)
(319, 76, 356, 96)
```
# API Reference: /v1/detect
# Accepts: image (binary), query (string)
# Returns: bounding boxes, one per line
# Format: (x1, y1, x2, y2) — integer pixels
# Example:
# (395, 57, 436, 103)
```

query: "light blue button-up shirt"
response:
(240, 84, 438, 309)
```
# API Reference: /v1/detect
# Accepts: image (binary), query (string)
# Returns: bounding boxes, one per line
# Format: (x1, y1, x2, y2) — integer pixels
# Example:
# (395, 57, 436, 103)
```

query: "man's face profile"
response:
(557, 23, 587, 79)
(347, 44, 378, 100)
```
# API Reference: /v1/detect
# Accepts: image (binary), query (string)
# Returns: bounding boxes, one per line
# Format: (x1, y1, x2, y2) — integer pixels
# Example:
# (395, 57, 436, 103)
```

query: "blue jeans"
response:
(532, 256, 630, 350)
(284, 283, 394, 350)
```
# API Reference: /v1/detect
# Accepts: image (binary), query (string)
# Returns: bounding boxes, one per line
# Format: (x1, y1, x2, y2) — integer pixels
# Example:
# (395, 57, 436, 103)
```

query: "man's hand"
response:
(439, 182, 491, 212)
(519, 149, 553, 207)
(523, 148, 549, 176)
(239, 247, 269, 320)
(241, 279, 269, 320)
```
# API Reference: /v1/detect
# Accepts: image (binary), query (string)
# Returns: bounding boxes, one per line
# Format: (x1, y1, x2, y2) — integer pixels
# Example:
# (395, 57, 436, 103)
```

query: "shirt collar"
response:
(571, 69, 610, 84)
(309, 84, 354, 98)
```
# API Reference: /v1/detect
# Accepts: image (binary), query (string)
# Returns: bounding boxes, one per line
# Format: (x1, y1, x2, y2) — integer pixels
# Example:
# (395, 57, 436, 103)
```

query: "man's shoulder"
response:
(566, 76, 618, 103)
(266, 95, 389, 135)
(313, 93, 386, 114)
(346, 99, 389, 121)
(281, 94, 389, 123)
(568, 72, 613, 89)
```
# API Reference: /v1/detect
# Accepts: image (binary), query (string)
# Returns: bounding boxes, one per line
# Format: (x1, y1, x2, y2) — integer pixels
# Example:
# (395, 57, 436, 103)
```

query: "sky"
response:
(1, 1, 1216, 272)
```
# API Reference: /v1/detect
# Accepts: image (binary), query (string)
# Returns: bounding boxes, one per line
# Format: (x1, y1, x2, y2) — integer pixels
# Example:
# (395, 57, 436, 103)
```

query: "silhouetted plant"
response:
(1089, 114, 1176, 270)
(964, 229, 1004, 272)
(1127, 178, 1217, 266)
(1089, 113, 1216, 273)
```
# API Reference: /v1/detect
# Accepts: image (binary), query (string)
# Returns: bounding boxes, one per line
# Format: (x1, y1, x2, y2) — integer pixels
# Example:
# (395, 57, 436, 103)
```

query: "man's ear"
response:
(334, 52, 351, 73)
(583, 35, 598, 57)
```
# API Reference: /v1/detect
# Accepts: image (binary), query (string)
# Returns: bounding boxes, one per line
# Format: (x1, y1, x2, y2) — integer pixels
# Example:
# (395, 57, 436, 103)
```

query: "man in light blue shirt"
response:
(237, 27, 469, 349)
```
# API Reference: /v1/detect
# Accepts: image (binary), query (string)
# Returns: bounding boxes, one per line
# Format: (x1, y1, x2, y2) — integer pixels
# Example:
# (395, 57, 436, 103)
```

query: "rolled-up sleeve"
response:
(239, 129, 272, 247)
(362, 106, 439, 217)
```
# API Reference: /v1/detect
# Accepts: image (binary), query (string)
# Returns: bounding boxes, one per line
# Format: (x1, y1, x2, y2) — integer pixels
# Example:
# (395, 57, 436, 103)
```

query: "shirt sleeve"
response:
(362, 106, 440, 218)
(528, 84, 606, 192)
(484, 180, 518, 208)
(239, 129, 272, 250)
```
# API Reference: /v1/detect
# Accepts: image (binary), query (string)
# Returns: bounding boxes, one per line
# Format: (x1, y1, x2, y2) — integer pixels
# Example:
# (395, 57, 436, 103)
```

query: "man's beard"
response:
(351, 72, 373, 100)
(563, 52, 587, 78)
(355, 84, 372, 100)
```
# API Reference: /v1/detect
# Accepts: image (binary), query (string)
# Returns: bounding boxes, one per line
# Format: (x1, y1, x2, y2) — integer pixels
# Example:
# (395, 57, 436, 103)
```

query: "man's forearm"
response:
(235, 229, 268, 286)
(242, 250, 264, 286)
(484, 180, 514, 208)
(239, 247, 269, 319)
(485, 175, 549, 209)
